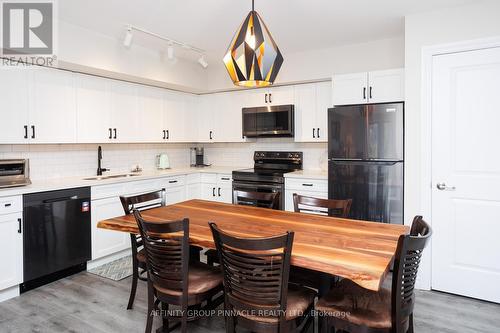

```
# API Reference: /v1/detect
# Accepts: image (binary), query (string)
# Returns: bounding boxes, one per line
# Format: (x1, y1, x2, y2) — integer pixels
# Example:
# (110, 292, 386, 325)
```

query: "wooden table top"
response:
(98, 199, 409, 291)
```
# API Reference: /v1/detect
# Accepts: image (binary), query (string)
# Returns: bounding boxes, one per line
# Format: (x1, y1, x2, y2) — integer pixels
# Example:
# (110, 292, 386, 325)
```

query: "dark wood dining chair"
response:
(293, 193, 352, 217)
(290, 194, 353, 294)
(209, 222, 316, 333)
(316, 216, 432, 333)
(120, 189, 166, 310)
(134, 211, 223, 333)
(206, 190, 280, 266)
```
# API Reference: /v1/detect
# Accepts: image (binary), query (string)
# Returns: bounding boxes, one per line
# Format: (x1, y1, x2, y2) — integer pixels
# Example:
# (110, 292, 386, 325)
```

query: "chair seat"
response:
(316, 279, 392, 329)
(240, 284, 316, 323)
(154, 262, 222, 297)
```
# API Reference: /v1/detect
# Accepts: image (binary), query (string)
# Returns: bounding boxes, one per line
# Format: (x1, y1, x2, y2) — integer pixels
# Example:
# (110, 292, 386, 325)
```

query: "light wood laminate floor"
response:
(0, 272, 498, 333)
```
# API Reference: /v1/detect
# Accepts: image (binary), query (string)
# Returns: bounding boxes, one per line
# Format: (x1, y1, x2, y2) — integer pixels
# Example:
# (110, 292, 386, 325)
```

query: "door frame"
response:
(420, 36, 500, 291)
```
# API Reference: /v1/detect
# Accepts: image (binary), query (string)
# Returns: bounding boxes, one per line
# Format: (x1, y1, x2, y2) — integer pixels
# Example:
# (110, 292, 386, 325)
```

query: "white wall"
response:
(404, 0, 500, 289)
(57, 20, 208, 93)
(206, 37, 405, 91)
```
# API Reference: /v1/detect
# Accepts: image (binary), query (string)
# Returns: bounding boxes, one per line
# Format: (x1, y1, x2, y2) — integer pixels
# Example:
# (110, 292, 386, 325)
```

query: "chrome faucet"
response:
(97, 146, 109, 176)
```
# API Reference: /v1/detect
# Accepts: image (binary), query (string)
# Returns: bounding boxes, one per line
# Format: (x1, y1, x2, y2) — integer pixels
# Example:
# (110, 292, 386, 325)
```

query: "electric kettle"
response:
(156, 153, 170, 170)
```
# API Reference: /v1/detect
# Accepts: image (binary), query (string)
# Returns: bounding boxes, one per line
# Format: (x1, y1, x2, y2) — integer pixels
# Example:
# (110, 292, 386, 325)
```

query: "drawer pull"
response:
(221, 177, 230, 181)
(302, 184, 314, 187)
(168, 180, 178, 184)
(4, 203, 12, 207)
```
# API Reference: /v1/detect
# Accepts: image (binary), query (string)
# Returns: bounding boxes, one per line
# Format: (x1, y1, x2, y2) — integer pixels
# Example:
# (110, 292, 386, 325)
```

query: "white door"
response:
(268, 86, 294, 105)
(186, 183, 201, 200)
(197, 94, 215, 142)
(213, 91, 245, 143)
(76, 74, 112, 143)
(294, 83, 317, 142)
(431, 47, 500, 303)
(315, 81, 332, 142)
(0, 68, 30, 144)
(91, 197, 130, 260)
(217, 184, 233, 204)
(201, 183, 217, 201)
(30, 68, 77, 143)
(332, 72, 368, 106)
(137, 86, 164, 142)
(0, 213, 23, 290)
(368, 69, 404, 103)
(109, 80, 139, 142)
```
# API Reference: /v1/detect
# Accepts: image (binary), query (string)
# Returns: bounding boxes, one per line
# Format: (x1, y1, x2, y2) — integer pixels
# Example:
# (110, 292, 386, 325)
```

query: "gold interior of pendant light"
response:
(223, 0, 283, 87)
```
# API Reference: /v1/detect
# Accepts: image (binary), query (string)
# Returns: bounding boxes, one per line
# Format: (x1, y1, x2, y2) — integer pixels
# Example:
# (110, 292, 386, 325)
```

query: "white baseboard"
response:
(86, 249, 132, 270)
(0, 285, 20, 303)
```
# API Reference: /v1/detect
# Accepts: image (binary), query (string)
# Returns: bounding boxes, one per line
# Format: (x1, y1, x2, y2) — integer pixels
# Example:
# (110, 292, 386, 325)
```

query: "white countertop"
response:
(0, 166, 245, 197)
(284, 170, 328, 180)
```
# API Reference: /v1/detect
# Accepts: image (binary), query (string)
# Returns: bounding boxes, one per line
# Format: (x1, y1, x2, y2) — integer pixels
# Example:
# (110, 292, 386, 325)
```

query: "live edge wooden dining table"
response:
(97, 199, 409, 293)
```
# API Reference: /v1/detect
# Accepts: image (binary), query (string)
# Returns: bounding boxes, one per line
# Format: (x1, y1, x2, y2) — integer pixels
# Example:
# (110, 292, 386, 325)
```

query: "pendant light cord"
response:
(252, 0, 254, 12)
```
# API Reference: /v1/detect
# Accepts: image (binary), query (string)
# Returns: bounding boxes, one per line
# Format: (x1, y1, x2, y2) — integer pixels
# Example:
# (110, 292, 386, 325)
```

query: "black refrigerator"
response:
(328, 102, 404, 224)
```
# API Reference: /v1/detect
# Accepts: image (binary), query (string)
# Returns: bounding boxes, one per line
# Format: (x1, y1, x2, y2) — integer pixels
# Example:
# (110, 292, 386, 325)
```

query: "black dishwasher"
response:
(22, 187, 91, 292)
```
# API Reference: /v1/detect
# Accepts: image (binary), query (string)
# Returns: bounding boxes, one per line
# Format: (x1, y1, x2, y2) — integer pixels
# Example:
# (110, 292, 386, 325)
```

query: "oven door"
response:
(242, 105, 294, 138)
(232, 181, 284, 210)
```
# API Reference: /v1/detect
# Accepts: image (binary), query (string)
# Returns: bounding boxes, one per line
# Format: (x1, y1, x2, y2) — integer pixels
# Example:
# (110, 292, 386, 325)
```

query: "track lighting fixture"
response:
(198, 56, 208, 69)
(123, 27, 133, 48)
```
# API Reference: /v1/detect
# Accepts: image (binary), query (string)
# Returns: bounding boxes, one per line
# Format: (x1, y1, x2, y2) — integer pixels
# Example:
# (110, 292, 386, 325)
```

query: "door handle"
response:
(369, 86, 373, 99)
(166, 130, 169, 140)
(302, 184, 314, 187)
(113, 128, 117, 139)
(265, 93, 268, 103)
(163, 130, 166, 140)
(24, 125, 28, 139)
(218, 187, 221, 197)
(168, 180, 178, 184)
(209, 131, 213, 140)
(269, 93, 272, 103)
(18, 218, 22, 233)
(212, 187, 216, 197)
(31, 125, 35, 139)
(313, 128, 316, 138)
(436, 183, 456, 191)
(109, 128, 113, 139)
(317, 128, 320, 138)
(363, 87, 366, 100)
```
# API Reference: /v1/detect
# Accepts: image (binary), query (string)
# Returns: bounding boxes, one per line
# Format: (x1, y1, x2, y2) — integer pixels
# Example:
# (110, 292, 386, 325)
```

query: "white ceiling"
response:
(59, 0, 475, 59)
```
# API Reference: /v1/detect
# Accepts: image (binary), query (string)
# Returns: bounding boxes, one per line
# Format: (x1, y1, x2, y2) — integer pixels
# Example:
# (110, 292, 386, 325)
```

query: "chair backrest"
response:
(233, 190, 280, 210)
(293, 193, 352, 217)
(391, 216, 432, 332)
(209, 222, 294, 325)
(133, 210, 190, 301)
(119, 189, 166, 215)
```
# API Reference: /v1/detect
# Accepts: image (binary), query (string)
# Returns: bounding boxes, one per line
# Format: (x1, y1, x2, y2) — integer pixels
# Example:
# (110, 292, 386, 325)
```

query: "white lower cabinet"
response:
(162, 176, 186, 204)
(0, 211, 23, 291)
(201, 173, 233, 203)
(284, 178, 328, 212)
(91, 196, 130, 260)
(186, 174, 202, 199)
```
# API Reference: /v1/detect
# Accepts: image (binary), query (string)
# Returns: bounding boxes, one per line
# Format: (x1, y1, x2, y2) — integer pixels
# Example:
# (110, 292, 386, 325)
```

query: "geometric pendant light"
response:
(223, 0, 284, 87)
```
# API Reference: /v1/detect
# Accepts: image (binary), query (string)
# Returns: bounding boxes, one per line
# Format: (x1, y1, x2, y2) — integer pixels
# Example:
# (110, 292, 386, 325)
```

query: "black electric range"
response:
(232, 151, 303, 210)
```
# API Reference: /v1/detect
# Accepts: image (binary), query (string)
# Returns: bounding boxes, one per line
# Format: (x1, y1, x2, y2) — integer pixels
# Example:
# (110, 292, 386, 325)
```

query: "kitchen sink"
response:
(82, 173, 142, 181)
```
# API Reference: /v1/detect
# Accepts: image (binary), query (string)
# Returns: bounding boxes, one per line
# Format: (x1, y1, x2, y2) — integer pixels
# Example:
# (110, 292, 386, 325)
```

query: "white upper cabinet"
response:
(76, 74, 112, 143)
(214, 91, 246, 143)
(0, 68, 30, 144)
(197, 94, 216, 143)
(137, 85, 164, 142)
(109, 80, 140, 142)
(164, 91, 198, 143)
(367, 69, 405, 103)
(30, 68, 77, 143)
(242, 85, 294, 107)
(332, 69, 404, 105)
(294, 81, 332, 142)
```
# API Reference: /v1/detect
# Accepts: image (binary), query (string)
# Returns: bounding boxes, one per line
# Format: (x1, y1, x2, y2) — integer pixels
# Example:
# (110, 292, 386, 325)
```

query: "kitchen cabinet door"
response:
(91, 197, 130, 260)
(212, 91, 246, 143)
(166, 186, 186, 205)
(0, 68, 30, 144)
(76, 74, 113, 143)
(284, 189, 328, 212)
(217, 184, 233, 204)
(294, 83, 317, 142)
(197, 94, 216, 143)
(332, 72, 368, 106)
(0, 213, 23, 290)
(368, 69, 404, 103)
(315, 81, 332, 142)
(109, 80, 139, 142)
(186, 183, 201, 200)
(137, 86, 164, 142)
(267, 85, 294, 105)
(30, 68, 77, 143)
(242, 88, 267, 107)
(201, 183, 218, 201)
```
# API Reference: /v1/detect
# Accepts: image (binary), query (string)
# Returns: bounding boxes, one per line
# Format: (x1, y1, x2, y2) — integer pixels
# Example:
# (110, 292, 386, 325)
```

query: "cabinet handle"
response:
(313, 128, 316, 138)
(369, 86, 373, 99)
(4, 203, 12, 207)
(18, 218, 22, 234)
(31, 125, 35, 139)
(24, 125, 28, 139)
(317, 128, 320, 138)
(209, 131, 213, 140)
(363, 87, 366, 100)
(302, 183, 313, 187)
(212, 187, 216, 197)
(221, 177, 230, 181)
(168, 180, 178, 184)
(265, 93, 268, 103)
(269, 93, 272, 103)
(113, 128, 117, 139)
(218, 187, 221, 197)
(166, 130, 169, 140)
(163, 130, 166, 140)
(108, 128, 113, 139)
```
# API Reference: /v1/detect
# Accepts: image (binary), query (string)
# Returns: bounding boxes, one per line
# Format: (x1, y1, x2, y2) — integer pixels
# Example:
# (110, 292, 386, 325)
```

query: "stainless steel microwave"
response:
(242, 104, 294, 138)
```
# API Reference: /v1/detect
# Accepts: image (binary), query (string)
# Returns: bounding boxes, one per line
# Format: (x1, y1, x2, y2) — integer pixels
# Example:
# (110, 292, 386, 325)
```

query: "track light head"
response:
(123, 27, 133, 48)
(167, 42, 175, 60)
(198, 55, 209, 69)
